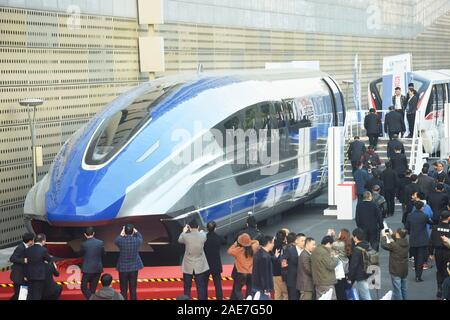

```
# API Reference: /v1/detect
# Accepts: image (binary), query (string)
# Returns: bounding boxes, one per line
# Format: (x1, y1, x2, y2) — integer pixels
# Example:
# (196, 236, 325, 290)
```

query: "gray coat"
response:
(178, 230, 210, 274)
(296, 249, 314, 292)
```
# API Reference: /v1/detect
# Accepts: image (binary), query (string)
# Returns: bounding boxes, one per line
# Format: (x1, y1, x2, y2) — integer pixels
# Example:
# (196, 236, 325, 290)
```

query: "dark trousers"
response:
(119, 271, 138, 300)
(44, 285, 63, 300)
(287, 285, 299, 300)
(388, 131, 400, 140)
(365, 229, 380, 252)
(367, 134, 379, 148)
(209, 271, 223, 300)
(81, 272, 101, 300)
(335, 278, 348, 300)
(435, 249, 450, 293)
(385, 189, 396, 216)
(184, 271, 209, 300)
(27, 280, 45, 300)
(231, 272, 252, 300)
(351, 161, 359, 174)
(407, 113, 416, 137)
(410, 246, 427, 279)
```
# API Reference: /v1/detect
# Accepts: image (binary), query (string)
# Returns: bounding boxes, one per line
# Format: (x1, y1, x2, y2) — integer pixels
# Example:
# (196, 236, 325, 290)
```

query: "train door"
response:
(323, 77, 345, 126)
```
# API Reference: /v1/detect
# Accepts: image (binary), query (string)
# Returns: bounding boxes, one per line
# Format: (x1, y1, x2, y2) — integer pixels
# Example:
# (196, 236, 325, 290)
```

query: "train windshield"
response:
(85, 84, 181, 166)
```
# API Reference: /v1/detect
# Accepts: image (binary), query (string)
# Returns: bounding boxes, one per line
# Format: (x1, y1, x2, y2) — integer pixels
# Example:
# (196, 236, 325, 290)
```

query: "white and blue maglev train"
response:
(24, 69, 345, 257)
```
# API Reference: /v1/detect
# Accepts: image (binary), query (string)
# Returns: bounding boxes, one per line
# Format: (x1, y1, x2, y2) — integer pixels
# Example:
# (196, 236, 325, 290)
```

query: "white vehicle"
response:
(369, 70, 450, 154)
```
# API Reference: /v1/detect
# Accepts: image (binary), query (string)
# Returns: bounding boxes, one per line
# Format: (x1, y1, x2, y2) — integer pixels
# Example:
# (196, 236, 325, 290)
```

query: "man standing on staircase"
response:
(354, 161, 371, 202)
(406, 88, 419, 138)
(348, 136, 366, 173)
(364, 109, 382, 148)
(385, 107, 405, 140)
(387, 134, 405, 160)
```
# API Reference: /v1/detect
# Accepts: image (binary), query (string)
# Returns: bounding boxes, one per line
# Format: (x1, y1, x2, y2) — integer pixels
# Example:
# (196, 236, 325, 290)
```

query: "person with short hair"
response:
(436, 162, 450, 185)
(392, 87, 407, 122)
(406, 201, 433, 282)
(355, 191, 383, 251)
(115, 224, 144, 300)
(382, 161, 398, 217)
(417, 166, 436, 198)
(252, 236, 280, 298)
(361, 146, 382, 172)
(406, 88, 418, 138)
(387, 134, 405, 159)
(311, 236, 339, 300)
(381, 228, 409, 300)
(297, 237, 316, 300)
(79, 226, 104, 300)
(429, 211, 450, 298)
(348, 228, 372, 300)
(178, 220, 210, 300)
(390, 146, 409, 178)
(385, 107, 405, 140)
(282, 232, 305, 300)
(227, 233, 259, 300)
(204, 221, 225, 300)
(89, 274, 124, 300)
(272, 229, 288, 300)
(347, 136, 366, 173)
(427, 184, 449, 224)
(9, 233, 34, 300)
(24, 233, 52, 300)
(364, 108, 382, 147)
(353, 161, 371, 202)
(372, 185, 387, 219)
(403, 174, 421, 225)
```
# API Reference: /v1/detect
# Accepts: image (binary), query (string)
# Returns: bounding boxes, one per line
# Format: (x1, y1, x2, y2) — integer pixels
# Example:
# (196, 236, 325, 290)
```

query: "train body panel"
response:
(24, 69, 345, 257)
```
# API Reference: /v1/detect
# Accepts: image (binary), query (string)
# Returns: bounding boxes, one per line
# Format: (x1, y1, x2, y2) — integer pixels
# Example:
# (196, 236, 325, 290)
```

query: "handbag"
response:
(18, 285, 28, 300)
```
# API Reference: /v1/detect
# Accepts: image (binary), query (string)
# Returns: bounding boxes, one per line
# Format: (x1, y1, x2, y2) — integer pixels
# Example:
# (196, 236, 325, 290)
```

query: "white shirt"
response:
(296, 247, 303, 256)
(395, 95, 402, 110)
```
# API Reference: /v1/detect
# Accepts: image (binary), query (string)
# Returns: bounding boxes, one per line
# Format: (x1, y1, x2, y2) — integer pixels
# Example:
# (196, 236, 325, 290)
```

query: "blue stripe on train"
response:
(200, 170, 321, 223)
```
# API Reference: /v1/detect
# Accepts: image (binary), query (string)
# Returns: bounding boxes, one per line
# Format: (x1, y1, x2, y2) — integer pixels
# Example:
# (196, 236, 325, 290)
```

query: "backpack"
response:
(355, 246, 379, 274)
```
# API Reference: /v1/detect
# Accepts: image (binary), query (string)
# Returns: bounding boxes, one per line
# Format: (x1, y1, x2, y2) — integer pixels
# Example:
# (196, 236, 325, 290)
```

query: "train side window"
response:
(243, 105, 258, 131)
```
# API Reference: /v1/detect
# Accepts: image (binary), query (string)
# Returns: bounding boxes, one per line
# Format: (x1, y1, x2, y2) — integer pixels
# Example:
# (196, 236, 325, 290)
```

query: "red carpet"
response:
(0, 264, 234, 300)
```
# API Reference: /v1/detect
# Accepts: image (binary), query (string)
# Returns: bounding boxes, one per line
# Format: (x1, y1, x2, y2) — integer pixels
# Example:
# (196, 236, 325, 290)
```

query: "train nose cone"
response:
(45, 169, 125, 224)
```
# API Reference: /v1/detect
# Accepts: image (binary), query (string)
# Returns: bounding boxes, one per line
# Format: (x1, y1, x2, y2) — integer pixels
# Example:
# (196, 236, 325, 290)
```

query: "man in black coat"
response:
(347, 136, 366, 172)
(387, 134, 405, 159)
(384, 107, 405, 140)
(405, 201, 433, 281)
(382, 162, 398, 217)
(427, 184, 449, 224)
(397, 169, 412, 209)
(436, 162, 450, 185)
(204, 221, 225, 300)
(355, 192, 383, 251)
(24, 234, 52, 300)
(43, 259, 62, 300)
(392, 87, 407, 119)
(417, 167, 436, 198)
(79, 227, 104, 300)
(403, 174, 421, 224)
(282, 233, 304, 300)
(390, 147, 409, 178)
(405, 88, 418, 138)
(9, 233, 34, 300)
(364, 109, 381, 147)
(348, 228, 372, 300)
(252, 236, 280, 297)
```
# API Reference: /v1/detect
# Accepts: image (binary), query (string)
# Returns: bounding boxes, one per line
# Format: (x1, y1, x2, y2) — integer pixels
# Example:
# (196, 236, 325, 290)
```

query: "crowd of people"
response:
(9, 224, 143, 300)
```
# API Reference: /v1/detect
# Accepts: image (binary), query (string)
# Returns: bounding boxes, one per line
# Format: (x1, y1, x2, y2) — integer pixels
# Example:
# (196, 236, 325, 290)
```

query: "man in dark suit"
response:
(406, 88, 418, 138)
(382, 162, 398, 217)
(353, 161, 371, 202)
(9, 233, 34, 300)
(427, 184, 449, 224)
(406, 201, 433, 282)
(385, 106, 405, 140)
(282, 233, 304, 300)
(392, 87, 407, 122)
(347, 136, 366, 172)
(387, 134, 405, 159)
(204, 221, 225, 300)
(436, 162, 450, 185)
(24, 233, 52, 300)
(114, 224, 144, 300)
(43, 259, 62, 300)
(252, 236, 280, 297)
(417, 167, 436, 198)
(296, 237, 316, 300)
(364, 109, 381, 147)
(79, 227, 104, 300)
(390, 147, 409, 178)
(403, 174, 421, 224)
(355, 192, 383, 251)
